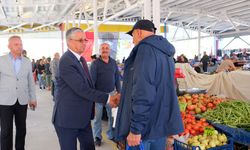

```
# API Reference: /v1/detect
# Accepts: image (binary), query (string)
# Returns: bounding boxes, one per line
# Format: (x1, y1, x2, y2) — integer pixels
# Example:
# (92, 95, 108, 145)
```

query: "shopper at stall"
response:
(177, 54, 188, 63)
(210, 55, 218, 66)
(231, 53, 238, 62)
(44, 57, 52, 90)
(0, 35, 37, 150)
(216, 55, 236, 73)
(90, 43, 121, 146)
(113, 20, 183, 150)
(200, 51, 210, 72)
(50, 52, 60, 101)
(37, 59, 46, 89)
(22, 49, 28, 58)
(52, 27, 119, 150)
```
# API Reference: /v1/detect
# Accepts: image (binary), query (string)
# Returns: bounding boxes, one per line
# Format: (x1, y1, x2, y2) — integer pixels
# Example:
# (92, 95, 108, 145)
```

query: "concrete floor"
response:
(24, 85, 117, 150)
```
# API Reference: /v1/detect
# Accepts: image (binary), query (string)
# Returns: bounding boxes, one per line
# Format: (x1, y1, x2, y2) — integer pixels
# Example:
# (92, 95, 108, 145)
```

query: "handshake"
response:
(108, 93, 121, 108)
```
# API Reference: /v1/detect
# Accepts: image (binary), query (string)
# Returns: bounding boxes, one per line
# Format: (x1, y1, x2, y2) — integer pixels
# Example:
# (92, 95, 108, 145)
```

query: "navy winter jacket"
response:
(114, 35, 184, 141)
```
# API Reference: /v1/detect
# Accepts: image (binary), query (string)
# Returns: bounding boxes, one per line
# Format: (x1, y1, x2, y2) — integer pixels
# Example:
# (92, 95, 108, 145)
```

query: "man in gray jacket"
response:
(0, 36, 37, 150)
(50, 52, 60, 101)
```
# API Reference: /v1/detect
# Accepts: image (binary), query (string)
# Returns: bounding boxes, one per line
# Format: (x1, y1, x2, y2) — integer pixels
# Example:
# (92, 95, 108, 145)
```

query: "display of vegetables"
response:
(201, 101, 250, 131)
(178, 94, 224, 114)
(187, 130, 228, 150)
(180, 112, 212, 136)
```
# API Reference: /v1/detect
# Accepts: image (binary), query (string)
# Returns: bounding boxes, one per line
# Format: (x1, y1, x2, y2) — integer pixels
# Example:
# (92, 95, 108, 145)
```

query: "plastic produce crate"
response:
(210, 123, 250, 145)
(174, 138, 234, 150)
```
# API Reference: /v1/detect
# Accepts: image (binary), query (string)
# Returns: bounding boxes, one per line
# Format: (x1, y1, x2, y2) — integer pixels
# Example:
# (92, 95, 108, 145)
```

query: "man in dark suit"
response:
(52, 27, 119, 150)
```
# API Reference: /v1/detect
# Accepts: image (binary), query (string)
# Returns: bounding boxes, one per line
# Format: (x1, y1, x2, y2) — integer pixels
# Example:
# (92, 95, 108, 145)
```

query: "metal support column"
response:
(198, 18, 201, 59)
(93, 0, 99, 55)
(153, 0, 160, 35)
(164, 22, 167, 38)
(143, 0, 151, 20)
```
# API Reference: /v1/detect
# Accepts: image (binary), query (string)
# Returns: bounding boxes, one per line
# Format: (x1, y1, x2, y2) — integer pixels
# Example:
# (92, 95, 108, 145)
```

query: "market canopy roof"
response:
(0, 0, 249, 38)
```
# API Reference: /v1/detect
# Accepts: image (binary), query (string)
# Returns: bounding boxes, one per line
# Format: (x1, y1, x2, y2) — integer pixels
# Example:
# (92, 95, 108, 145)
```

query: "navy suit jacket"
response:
(52, 50, 108, 129)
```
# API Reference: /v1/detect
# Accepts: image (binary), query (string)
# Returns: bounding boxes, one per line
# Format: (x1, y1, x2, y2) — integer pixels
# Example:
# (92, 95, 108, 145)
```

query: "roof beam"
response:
(30, 5, 39, 27)
(226, 15, 240, 32)
(0, 5, 7, 19)
(77, 5, 83, 27)
(82, 3, 90, 27)
(167, 0, 193, 7)
(180, 0, 213, 8)
(103, 0, 109, 19)
(218, 26, 234, 34)
(216, 28, 250, 38)
(238, 36, 250, 47)
(47, 0, 56, 17)
(2, 22, 27, 33)
(186, 16, 199, 27)
(171, 35, 211, 42)
(162, 7, 250, 27)
(202, 21, 218, 31)
(192, 0, 230, 10)
(85, 1, 142, 31)
(124, 0, 131, 7)
(170, 15, 197, 25)
(227, 6, 250, 15)
(0, 1, 81, 7)
(164, 12, 172, 22)
(209, 0, 249, 13)
(32, 20, 60, 31)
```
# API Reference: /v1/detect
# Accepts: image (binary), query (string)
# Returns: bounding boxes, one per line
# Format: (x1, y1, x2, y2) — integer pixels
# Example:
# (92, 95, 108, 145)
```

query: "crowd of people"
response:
(0, 20, 187, 150)
(175, 50, 246, 73)
(29, 53, 60, 99)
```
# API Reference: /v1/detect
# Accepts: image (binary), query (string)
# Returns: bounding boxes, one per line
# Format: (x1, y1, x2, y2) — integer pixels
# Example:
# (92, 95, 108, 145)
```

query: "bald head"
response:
(132, 29, 154, 45)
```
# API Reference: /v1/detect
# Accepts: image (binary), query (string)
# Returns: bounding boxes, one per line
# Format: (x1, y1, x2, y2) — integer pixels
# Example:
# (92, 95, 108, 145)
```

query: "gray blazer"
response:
(0, 54, 36, 105)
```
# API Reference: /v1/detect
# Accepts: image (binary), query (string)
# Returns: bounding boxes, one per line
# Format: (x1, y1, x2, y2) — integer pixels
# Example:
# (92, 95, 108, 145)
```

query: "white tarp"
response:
(176, 63, 250, 101)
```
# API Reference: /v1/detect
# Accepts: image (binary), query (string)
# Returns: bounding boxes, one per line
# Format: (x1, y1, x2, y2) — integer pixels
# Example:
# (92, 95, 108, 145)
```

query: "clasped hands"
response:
(108, 93, 121, 108)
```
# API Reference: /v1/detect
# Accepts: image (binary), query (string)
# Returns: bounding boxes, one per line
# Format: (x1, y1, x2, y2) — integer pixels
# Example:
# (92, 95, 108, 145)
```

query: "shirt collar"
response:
(69, 49, 81, 61)
(9, 52, 22, 60)
(99, 56, 110, 64)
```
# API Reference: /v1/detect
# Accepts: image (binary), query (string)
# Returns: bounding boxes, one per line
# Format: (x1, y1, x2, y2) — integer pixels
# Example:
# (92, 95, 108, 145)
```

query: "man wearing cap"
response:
(113, 20, 183, 150)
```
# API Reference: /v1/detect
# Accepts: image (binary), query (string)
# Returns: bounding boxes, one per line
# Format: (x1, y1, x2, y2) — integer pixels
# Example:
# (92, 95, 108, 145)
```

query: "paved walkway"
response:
(24, 85, 117, 150)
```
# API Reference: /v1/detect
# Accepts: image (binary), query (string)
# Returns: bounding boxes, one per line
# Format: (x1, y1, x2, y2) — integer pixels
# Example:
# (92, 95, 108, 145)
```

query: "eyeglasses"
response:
(70, 38, 88, 43)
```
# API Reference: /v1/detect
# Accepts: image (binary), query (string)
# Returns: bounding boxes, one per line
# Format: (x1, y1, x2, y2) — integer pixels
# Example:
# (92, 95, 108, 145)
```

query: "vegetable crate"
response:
(173, 138, 234, 150)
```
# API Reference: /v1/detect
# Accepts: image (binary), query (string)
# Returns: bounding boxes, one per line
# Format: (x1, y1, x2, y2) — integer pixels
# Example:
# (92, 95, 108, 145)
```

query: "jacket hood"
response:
(139, 35, 175, 57)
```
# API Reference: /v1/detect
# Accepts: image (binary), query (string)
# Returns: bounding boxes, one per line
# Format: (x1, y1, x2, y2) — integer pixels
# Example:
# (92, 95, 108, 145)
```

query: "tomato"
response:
(200, 106, 207, 112)
(196, 122, 202, 127)
(193, 125, 200, 131)
(184, 129, 189, 135)
(186, 118, 192, 123)
(190, 130, 196, 135)
(199, 127, 204, 133)
(187, 105, 195, 111)
(202, 122, 209, 126)
(189, 111, 196, 115)
(192, 98, 198, 104)
(186, 124, 192, 130)
(200, 118, 206, 122)
(186, 114, 192, 118)
(207, 103, 214, 108)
